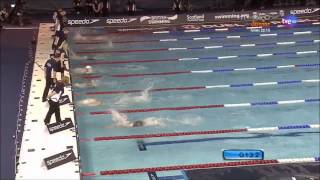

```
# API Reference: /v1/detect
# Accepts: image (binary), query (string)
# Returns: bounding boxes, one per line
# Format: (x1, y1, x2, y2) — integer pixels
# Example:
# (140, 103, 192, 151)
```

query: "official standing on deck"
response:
(44, 79, 65, 125)
(42, 54, 57, 102)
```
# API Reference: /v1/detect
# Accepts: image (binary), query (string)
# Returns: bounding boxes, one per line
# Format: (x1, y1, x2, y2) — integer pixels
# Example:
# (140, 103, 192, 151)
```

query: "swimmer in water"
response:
(109, 110, 163, 128)
(132, 120, 144, 127)
(73, 65, 93, 74)
(78, 98, 102, 106)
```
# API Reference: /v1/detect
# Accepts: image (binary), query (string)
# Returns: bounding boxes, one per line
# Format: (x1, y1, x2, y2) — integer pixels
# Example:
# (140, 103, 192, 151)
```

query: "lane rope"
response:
(80, 50, 319, 67)
(81, 156, 320, 176)
(82, 124, 320, 142)
(86, 79, 320, 95)
(76, 39, 319, 55)
(75, 24, 320, 44)
(89, 98, 320, 115)
(110, 63, 320, 78)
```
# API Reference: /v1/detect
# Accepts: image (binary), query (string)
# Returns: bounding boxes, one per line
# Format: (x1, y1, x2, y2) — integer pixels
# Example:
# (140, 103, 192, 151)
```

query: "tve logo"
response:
(282, 15, 297, 26)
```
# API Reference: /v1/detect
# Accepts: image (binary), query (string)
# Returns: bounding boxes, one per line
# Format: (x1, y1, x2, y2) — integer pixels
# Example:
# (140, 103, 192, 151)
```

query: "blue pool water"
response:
(69, 25, 320, 179)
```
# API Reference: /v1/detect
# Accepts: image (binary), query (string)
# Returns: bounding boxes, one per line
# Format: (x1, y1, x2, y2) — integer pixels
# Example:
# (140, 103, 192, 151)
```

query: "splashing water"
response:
(72, 65, 93, 74)
(114, 86, 153, 106)
(74, 80, 99, 88)
(78, 98, 102, 106)
(109, 109, 164, 128)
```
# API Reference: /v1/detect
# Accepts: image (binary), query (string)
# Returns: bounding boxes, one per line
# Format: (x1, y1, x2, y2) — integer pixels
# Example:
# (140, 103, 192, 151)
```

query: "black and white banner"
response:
(47, 118, 74, 134)
(66, 6, 319, 27)
(44, 149, 76, 170)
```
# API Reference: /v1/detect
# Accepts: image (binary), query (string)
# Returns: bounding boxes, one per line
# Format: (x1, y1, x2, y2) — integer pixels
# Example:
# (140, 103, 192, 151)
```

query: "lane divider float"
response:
(89, 98, 320, 115)
(86, 79, 320, 95)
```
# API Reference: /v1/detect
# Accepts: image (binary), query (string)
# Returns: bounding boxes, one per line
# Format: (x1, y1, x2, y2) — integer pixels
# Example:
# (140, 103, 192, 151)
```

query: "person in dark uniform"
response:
(44, 79, 65, 125)
(42, 54, 57, 102)
(91, 0, 103, 17)
(102, 0, 110, 16)
(86, 0, 93, 16)
(127, 0, 136, 16)
(73, 0, 82, 15)
(172, 0, 182, 13)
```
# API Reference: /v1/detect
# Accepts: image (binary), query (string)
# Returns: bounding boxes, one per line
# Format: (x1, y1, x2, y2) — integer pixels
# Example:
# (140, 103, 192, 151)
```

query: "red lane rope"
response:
(93, 129, 247, 141)
(76, 39, 159, 44)
(90, 104, 225, 115)
(86, 86, 206, 95)
(81, 58, 178, 65)
(99, 160, 279, 175)
(112, 71, 191, 77)
(77, 48, 168, 55)
(113, 39, 159, 44)
(82, 172, 97, 177)
(76, 41, 105, 45)
(82, 75, 102, 79)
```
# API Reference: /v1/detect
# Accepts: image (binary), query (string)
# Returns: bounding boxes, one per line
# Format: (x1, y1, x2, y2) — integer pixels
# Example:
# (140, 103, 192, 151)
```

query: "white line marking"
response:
(293, 31, 312, 35)
(168, 48, 187, 51)
(248, 127, 279, 132)
(240, 44, 256, 47)
(218, 56, 238, 59)
(278, 158, 316, 163)
(160, 39, 177, 42)
(257, 53, 273, 57)
(253, 82, 277, 86)
(277, 41, 296, 45)
(215, 28, 228, 31)
(246, 27, 261, 29)
(310, 124, 320, 128)
(179, 58, 199, 61)
(204, 46, 223, 49)
(224, 103, 251, 107)
(227, 36, 241, 39)
(277, 65, 295, 68)
(184, 30, 201, 33)
(296, 51, 317, 55)
(234, 68, 256, 71)
(205, 85, 230, 88)
(191, 70, 213, 73)
(277, 100, 305, 104)
(193, 37, 211, 40)
(302, 79, 320, 83)
(153, 31, 170, 34)
(260, 33, 277, 37)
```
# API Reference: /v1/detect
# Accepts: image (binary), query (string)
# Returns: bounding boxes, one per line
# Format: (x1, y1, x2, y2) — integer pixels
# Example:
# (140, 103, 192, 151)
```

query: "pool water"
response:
(69, 25, 320, 180)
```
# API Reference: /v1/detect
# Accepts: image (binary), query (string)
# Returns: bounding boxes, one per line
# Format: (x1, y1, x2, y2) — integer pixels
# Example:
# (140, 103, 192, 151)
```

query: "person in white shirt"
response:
(44, 79, 65, 125)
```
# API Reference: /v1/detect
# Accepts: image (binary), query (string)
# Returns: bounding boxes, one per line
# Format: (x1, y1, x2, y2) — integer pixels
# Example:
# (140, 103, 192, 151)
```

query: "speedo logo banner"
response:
(65, 7, 318, 27)
(44, 149, 76, 170)
(67, 19, 100, 26)
(47, 118, 74, 134)
(106, 18, 137, 24)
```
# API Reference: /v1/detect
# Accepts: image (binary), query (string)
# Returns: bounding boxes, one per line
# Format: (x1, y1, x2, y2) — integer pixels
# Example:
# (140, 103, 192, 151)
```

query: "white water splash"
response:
(72, 65, 93, 74)
(114, 86, 152, 106)
(73, 31, 113, 48)
(164, 115, 203, 126)
(78, 98, 102, 106)
(74, 80, 98, 88)
(109, 109, 164, 128)
(114, 64, 147, 71)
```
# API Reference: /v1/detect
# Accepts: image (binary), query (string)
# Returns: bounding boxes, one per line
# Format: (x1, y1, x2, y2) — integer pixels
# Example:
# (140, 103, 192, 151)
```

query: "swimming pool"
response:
(69, 24, 320, 179)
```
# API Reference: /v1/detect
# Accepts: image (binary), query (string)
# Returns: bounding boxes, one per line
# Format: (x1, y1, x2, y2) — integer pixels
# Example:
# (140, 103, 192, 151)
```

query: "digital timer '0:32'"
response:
(223, 149, 264, 160)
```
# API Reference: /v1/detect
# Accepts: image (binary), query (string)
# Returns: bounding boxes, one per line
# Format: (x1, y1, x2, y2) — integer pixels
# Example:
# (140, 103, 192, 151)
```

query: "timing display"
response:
(223, 149, 264, 160)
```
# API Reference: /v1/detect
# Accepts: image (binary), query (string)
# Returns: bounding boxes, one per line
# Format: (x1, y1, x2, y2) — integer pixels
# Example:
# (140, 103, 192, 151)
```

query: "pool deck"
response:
(15, 23, 80, 180)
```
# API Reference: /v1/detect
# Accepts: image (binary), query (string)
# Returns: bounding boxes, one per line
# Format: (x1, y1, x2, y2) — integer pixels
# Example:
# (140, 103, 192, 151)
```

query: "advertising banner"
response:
(65, 7, 319, 28)
(44, 149, 76, 170)
(47, 118, 74, 134)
